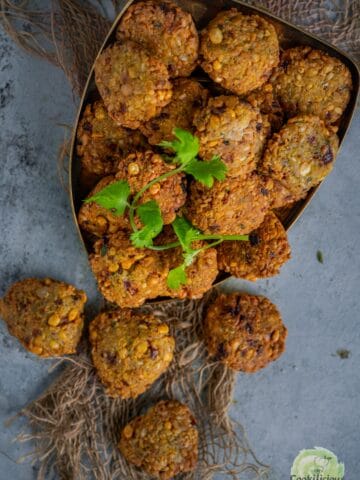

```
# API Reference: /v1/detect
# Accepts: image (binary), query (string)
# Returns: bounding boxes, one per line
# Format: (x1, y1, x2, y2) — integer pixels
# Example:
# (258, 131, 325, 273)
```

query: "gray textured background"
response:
(0, 19, 359, 480)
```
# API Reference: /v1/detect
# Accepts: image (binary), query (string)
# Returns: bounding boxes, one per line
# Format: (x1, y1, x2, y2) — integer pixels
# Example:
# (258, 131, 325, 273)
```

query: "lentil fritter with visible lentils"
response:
(140, 78, 209, 145)
(74, 1, 351, 308)
(186, 173, 271, 235)
(259, 115, 339, 201)
(95, 40, 173, 129)
(200, 9, 279, 95)
(119, 400, 198, 479)
(76, 100, 147, 177)
(218, 212, 291, 281)
(204, 293, 287, 372)
(117, 0, 199, 78)
(90, 309, 175, 398)
(0, 278, 86, 357)
(270, 46, 352, 124)
(193, 95, 269, 177)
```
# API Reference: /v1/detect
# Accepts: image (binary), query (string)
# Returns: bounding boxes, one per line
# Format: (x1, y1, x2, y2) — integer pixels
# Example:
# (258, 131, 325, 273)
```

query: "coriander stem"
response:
(197, 234, 249, 242)
(203, 240, 223, 249)
(146, 242, 181, 251)
(128, 206, 138, 232)
(133, 166, 184, 206)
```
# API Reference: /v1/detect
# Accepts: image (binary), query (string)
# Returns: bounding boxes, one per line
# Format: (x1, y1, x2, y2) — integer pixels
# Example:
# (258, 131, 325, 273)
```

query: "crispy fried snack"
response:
(89, 232, 171, 308)
(200, 9, 279, 95)
(259, 115, 339, 200)
(140, 78, 208, 145)
(79, 150, 187, 237)
(0, 278, 86, 357)
(115, 150, 187, 225)
(90, 309, 175, 398)
(95, 41, 172, 129)
(271, 46, 352, 124)
(186, 173, 270, 235)
(217, 212, 291, 280)
(76, 100, 147, 177)
(119, 400, 198, 479)
(117, 0, 199, 77)
(157, 229, 219, 299)
(193, 95, 268, 177)
(78, 176, 130, 237)
(246, 82, 284, 132)
(204, 293, 287, 372)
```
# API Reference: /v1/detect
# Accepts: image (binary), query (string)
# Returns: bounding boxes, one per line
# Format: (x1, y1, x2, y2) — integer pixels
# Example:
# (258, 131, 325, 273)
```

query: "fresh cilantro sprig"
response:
(159, 128, 200, 164)
(83, 128, 249, 290)
(167, 216, 248, 289)
(159, 128, 227, 187)
(130, 201, 163, 248)
(183, 155, 227, 188)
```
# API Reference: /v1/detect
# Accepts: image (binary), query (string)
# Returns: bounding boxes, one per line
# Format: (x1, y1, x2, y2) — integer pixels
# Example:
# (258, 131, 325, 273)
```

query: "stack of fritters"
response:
(75, 1, 350, 308)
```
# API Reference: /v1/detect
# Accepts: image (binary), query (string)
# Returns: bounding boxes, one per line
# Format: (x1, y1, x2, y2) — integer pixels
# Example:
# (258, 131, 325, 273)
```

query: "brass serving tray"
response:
(69, 0, 359, 288)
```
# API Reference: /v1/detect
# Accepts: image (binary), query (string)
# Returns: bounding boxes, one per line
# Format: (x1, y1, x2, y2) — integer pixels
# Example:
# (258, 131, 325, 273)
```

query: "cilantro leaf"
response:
(167, 249, 202, 290)
(183, 155, 227, 187)
(130, 201, 163, 248)
(172, 216, 201, 252)
(168, 216, 203, 289)
(317, 250, 324, 264)
(84, 180, 130, 216)
(167, 264, 187, 290)
(159, 128, 199, 164)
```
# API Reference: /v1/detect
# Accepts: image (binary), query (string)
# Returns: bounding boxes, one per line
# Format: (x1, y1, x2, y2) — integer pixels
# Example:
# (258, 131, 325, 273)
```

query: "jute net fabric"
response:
(12, 292, 269, 479)
(0, 1, 358, 479)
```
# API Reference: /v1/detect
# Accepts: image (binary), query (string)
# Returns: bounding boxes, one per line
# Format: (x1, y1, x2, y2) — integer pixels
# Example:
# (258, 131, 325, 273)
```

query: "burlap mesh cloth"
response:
(0, 1, 359, 479)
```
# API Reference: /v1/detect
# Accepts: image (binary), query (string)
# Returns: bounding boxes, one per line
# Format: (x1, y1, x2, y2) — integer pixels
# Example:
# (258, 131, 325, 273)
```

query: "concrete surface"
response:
(0, 18, 359, 480)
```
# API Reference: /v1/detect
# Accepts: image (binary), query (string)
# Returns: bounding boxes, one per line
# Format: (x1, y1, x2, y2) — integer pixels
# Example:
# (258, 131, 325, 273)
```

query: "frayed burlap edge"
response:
(11, 291, 270, 480)
(0, 0, 110, 95)
(249, 0, 359, 61)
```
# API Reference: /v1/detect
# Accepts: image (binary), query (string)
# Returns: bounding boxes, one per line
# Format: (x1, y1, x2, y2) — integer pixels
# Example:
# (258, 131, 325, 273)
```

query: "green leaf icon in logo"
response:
(291, 447, 344, 477)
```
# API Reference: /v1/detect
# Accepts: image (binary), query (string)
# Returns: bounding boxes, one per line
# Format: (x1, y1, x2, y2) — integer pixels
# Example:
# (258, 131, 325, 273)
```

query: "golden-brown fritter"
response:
(0, 278, 86, 357)
(168, 245, 218, 300)
(90, 310, 175, 398)
(119, 400, 198, 479)
(200, 9, 279, 95)
(271, 46, 352, 123)
(95, 40, 172, 129)
(217, 212, 291, 281)
(117, 0, 199, 77)
(193, 95, 268, 177)
(140, 78, 208, 145)
(204, 293, 287, 372)
(89, 227, 218, 307)
(89, 232, 170, 308)
(76, 100, 147, 177)
(186, 173, 270, 235)
(78, 151, 187, 237)
(115, 151, 187, 225)
(264, 177, 297, 210)
(259, 115, 339, 200)
(78, 176, 130, 238)
(158, 229, 218, 299)
(246, 82, 284, 132)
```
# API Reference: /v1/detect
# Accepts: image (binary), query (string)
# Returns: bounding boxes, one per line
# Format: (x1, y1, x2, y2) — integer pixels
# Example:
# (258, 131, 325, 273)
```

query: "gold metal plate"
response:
(69, 0, 360, 293)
